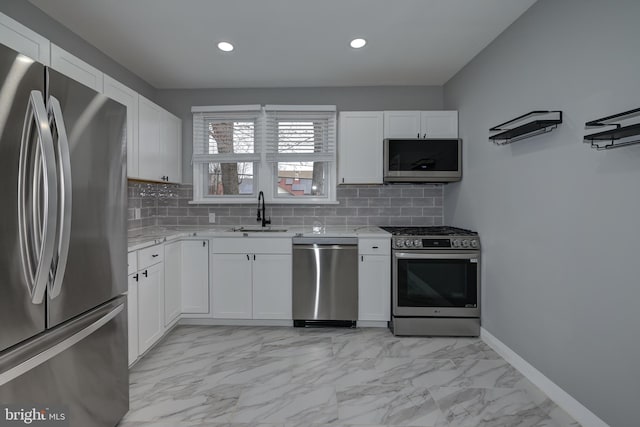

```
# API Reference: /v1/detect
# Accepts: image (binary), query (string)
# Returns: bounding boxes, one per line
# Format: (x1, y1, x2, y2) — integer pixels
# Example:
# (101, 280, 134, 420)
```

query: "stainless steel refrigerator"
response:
(0, 43, 128, 426)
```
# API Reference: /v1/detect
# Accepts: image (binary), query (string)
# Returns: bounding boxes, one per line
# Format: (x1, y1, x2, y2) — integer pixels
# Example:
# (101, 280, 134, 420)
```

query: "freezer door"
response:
(0, 43, 48, 352)
(0, 297, 129, 427)
(47, 68, 127, 328)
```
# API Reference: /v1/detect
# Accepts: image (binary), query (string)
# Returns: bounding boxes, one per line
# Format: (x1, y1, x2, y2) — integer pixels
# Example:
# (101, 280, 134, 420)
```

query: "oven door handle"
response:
(394, 252, 479, 260)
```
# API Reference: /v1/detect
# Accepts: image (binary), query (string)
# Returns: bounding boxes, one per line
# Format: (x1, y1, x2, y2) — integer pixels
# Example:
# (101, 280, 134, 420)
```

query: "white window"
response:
(192, 104, 337, 204)
(192, 105, 261, 202)
(265, 105, 337, 203)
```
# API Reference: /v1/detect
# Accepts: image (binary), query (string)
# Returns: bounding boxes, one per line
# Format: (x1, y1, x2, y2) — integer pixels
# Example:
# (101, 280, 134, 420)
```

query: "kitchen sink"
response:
(230, 226, 288, 233)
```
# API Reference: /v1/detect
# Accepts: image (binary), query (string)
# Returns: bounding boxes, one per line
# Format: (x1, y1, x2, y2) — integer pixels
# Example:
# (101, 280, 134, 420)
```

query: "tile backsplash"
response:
(128, 181, 443, 230)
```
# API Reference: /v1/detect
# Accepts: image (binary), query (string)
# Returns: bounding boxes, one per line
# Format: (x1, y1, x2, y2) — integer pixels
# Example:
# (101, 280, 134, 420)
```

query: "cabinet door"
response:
(211, 254, 252, 318)
(338, 111, 384, 184)
(127, 273, 139, 366)
(0, 12, 50, 64)
(182, 240, 210, 314)
(163, 241, 182, 326)
(420, 111, 458, 138)
(383, 111, 421, 139)
(137, 263, 164, 354)
(359, 255, 391, 321)
(50, 44, 103, 92)
(104, 75, 139, 178)
(161, 111, 182, 183)
(252, 254, 292, 320)
(138, 95, 162, 181)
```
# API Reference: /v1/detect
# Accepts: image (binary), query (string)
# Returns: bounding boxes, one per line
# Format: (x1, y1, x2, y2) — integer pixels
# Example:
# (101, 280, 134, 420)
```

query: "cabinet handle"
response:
(142, 270, 148, 278)
(133, 273, 139, 281)
(152, 254, 159, 258)
(361, 255, 364, 262)
(417, 132, 419, 138)
(342, 177, 344, 183)
(423, 133, 426, 138)
(372, 246, 379, 249)
(203, 241, 206, 247)
(246, 254, 250, 261)
(253, 254, 256, 261)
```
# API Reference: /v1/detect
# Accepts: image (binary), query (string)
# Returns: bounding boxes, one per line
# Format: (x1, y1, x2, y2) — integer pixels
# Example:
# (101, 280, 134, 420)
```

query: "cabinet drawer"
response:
(211, 237, 292, 254)
(137, 244, 164, 269)
(359, 238, 391, 256)
(127, 251, 137, 275)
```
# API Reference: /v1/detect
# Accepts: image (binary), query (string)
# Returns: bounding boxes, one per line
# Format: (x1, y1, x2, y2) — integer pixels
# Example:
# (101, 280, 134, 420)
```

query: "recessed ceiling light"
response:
(217, 41, 234, 52)
(350, 38, 366, 49)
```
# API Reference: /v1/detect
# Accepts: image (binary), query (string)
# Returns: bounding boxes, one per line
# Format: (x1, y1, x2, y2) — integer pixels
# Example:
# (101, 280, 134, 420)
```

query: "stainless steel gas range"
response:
(380, 226, 480, 337)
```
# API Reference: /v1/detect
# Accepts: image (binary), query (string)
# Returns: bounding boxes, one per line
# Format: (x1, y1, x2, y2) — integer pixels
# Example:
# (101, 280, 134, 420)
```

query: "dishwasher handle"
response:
(292, 237, 358, 245)
(294, 244, 357, 250)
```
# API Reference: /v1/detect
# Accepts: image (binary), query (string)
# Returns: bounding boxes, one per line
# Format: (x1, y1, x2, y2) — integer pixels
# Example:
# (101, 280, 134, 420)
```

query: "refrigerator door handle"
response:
(18, 90, 58, 305)
(0, 302, 124, 387)
(47, 96, 72, 299)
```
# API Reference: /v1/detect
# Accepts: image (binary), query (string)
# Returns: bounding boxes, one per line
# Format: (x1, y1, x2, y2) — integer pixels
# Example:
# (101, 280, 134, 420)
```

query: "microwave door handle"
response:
(18, 91, 58, 304)
(47, 96, 72, 299)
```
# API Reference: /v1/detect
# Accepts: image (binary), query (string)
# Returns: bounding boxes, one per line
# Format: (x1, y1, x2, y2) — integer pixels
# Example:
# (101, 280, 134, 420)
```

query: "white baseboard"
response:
(480, 327, 609, 427)
(357, 320, 388, 328)
(179, 318, 293, 327)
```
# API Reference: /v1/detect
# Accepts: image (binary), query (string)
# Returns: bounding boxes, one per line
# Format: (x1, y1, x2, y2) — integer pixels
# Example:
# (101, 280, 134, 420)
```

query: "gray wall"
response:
(154, 86, 443, 183)
(443, 1, 640, 426)
(0, 0, 156, 100)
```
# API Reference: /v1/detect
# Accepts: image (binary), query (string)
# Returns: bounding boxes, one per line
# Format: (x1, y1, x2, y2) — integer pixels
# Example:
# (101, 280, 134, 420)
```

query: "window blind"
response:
(192, 107, 262, 163)
(264, 106, 337, 162)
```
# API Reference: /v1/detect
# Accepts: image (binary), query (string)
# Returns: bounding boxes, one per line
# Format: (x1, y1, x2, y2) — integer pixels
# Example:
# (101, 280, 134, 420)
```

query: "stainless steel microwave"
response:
(383, 138, 462, 183)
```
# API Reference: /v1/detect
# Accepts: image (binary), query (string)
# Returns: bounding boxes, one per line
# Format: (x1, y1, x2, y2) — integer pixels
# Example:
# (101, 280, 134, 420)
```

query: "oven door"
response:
(393, 251, 480, 317)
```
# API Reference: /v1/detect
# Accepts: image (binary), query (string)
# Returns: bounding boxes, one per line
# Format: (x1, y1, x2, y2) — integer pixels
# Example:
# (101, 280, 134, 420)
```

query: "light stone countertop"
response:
(127, 225, 390, 252)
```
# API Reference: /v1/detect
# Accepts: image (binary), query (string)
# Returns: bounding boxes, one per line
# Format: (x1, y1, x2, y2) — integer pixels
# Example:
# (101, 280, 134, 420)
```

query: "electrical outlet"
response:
(208, 213, 216, 223)
(134, 208, 141, 219)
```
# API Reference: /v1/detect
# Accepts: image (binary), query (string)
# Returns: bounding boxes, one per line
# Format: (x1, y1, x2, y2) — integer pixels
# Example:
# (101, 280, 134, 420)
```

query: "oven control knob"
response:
(413, 239, 421, 247)
(405, 239, 413, 247)
(471, 240, 479, 248)
(452, 239, 460, 247)
(462, 239, 470, 247)
(395, 240, 404, 248)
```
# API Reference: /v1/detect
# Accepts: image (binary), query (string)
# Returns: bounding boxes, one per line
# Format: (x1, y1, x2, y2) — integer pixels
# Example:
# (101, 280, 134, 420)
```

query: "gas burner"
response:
(380, 226, 477, 237)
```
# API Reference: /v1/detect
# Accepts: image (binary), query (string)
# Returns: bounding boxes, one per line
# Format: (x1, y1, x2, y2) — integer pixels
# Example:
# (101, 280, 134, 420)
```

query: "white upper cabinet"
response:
(161, 110, 182, 184)
(384, 110, 458, 139)
(138, 95, 182, 183)
(104, 75, 139, 178)
(420, 111, 458, 138)
(383, 111, 421, 139)
(50, 44, 103, 92)
(0, 12, 50, 64)
(338, 111, 384, 184)
(138, 95, 162, 180)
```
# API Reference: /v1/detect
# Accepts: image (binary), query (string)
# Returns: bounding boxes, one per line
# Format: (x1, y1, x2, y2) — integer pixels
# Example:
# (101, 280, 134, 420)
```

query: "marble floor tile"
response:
(430, 386, 563, 427)
(123, 326, 579, 427)
(336, 384, 444, 426)
(232, 383, 338, 424)
(258, 335, 334, 358)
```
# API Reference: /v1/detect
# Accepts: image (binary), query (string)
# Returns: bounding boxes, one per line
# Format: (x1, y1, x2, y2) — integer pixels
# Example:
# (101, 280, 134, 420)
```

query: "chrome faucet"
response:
(256, 191, 270, 228)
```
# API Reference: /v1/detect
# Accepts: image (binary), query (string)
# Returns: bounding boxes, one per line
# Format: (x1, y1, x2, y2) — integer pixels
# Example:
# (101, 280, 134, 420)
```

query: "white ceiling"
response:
(28, 0, 537, 89)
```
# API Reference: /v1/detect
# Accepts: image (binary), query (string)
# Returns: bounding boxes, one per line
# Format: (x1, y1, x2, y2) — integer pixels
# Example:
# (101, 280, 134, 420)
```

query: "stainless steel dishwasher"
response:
(292, 237, 358, 327)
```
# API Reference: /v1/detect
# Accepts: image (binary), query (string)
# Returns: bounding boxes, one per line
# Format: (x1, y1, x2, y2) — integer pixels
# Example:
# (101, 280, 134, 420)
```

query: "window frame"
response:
(192, 105, 337, 204)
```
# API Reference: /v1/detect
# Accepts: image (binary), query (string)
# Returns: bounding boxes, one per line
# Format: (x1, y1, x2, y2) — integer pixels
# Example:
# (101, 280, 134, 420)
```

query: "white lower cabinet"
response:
(137, 261, 164, 355)
(181, 240, 210, 314)
(163, 241, 182, 326)
(212, 254, 253, 318)
(211, 238, 292, 320)
(127, 273, 139, 366)
(252, 254, 292, 319)
(358, 238, 391, 322)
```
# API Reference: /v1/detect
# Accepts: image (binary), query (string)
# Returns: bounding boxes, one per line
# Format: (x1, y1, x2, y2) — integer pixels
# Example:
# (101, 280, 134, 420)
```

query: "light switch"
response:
(209, 213, 216, 223)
